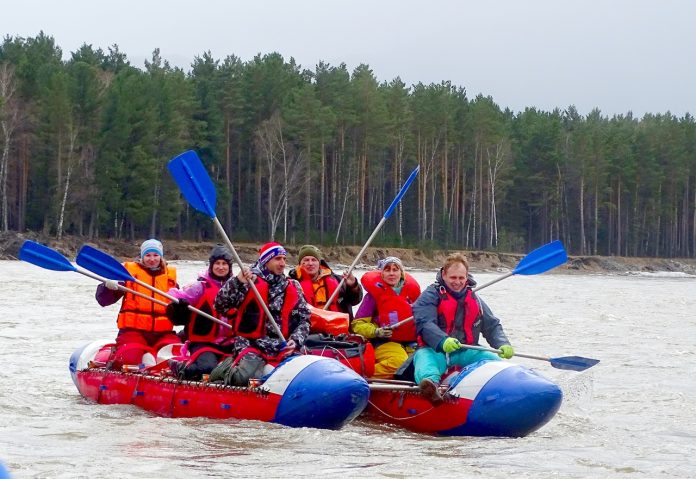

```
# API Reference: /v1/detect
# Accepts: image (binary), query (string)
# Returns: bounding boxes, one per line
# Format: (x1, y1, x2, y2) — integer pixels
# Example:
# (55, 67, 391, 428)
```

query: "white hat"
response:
(140, 238, 163, 258)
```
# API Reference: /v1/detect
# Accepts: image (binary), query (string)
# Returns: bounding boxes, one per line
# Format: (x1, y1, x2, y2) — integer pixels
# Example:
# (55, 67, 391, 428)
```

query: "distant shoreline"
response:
(2, 231, 696, 276)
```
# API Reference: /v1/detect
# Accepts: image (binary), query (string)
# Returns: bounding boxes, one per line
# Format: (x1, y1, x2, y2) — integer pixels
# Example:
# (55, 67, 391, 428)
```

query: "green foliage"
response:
(2, 34, 696, 257)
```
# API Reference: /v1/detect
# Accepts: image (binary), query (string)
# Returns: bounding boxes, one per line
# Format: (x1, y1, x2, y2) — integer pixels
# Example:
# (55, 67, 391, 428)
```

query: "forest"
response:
(1, 32, 695, 258)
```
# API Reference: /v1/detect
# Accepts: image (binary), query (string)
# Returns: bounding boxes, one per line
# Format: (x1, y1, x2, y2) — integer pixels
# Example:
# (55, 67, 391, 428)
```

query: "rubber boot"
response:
(418, 378, 444, 405)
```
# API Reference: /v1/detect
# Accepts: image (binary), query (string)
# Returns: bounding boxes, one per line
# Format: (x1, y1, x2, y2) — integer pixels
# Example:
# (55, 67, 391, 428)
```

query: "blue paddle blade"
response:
(513, 240, 568, 276)
(384, 165, 419, 219)
(549, 356, 599, 372)
(19, 240, 77, 272)
(75, 245, 135, 282)
(167, 150, 217, 218)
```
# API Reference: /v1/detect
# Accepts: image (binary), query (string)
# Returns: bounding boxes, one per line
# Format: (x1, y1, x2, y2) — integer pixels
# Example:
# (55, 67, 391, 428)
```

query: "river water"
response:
(1, 259, 695, 479)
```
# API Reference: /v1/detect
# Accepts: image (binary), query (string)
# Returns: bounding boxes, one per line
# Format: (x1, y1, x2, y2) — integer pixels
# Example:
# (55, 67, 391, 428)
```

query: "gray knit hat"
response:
(377, 256, 403, 271)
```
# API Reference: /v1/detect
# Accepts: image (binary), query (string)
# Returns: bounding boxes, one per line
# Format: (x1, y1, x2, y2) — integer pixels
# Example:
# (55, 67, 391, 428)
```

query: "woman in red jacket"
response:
(351, 257, 421, 378)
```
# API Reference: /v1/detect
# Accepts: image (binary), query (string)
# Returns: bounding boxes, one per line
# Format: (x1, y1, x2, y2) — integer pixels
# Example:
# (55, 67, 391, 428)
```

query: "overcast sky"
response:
(2, 0, 694, 117)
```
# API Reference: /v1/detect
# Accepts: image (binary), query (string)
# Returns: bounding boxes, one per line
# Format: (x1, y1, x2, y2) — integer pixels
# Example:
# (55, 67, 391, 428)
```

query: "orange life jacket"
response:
(186, 277, 230, 343)
(436, 286, 481, 344)
(360, 270, 421, 342)
(231, 278, 300, 339)
(296, 268, 341, 312)
(117, 262, 177, 332)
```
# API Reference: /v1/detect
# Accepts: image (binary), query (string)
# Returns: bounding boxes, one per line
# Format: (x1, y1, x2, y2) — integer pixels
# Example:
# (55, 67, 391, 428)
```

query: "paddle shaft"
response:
(128, 272, 232, 330)
(212, 217, 284, 340)
(388, 315, 414, 330)
(386, 269, 505, 331)
(19, 240, 230, 329)
(387, 241, 566, 329)
(368, 383, 420, 392)
(473, 241, 567, 290)
(324, 165, 420, 310)
(166, 151, 283, 340)
(459, 343, 549, 362)
(368, 382, 449, 393)
(367, 378, 416, 386)
(76, 267, 168, 307)
(472, 272, 512, 291)
(324, 216, 387, 310)
(20, 241, 169, 308)
(388, 322, 597, 371)
(387, 269, 503, 330)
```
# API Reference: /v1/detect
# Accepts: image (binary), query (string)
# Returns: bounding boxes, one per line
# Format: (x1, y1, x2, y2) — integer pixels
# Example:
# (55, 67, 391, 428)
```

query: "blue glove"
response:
(498, 344, 514, 359)
(442, 337, 462, 353)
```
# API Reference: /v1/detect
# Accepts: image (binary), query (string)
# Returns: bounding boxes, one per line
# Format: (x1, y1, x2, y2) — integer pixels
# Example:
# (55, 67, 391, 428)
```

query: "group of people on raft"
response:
(95, 238, 515, 404)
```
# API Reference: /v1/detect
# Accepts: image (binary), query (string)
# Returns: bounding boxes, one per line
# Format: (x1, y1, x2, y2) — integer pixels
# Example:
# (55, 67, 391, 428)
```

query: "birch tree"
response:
(0, 62, 18, 232)
(255, 112, 303, 241)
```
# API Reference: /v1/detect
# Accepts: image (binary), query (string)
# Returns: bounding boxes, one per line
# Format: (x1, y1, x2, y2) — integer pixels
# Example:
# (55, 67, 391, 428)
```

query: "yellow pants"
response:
(372, 342, 414, 379)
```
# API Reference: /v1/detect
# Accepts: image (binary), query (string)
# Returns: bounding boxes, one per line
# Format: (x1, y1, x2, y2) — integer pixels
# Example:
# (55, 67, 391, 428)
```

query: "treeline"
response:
(1, 32, 695, 258)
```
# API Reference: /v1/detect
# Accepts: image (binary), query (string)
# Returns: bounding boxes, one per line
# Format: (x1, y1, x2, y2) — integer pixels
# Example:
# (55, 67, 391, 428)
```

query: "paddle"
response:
(19, 240, 169, 307)
(367, 378, 416, 386)
(323, 165, 420, 310)
(367, 383, 421, 392)
(385, 240, 569, 331)
(75, 244, 232, 330)
(459, 343, 599, 372)
(167, 150, 284, 341)
(473, 240, 568, 291)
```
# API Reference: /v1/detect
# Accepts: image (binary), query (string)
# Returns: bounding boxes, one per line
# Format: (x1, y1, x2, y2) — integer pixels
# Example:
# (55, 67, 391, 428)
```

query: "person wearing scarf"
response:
(213, 242, 311, 386)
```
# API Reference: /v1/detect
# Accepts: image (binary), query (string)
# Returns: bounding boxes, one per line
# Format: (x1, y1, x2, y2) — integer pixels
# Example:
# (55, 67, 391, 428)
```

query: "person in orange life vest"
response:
(165, 244, 235, 380)
(95, 239, 180, 365)
(213, 242, 311, 386)
(412, 252, 514, 404)
(287, 244, 363, 318)
(351, 256, 421, 378)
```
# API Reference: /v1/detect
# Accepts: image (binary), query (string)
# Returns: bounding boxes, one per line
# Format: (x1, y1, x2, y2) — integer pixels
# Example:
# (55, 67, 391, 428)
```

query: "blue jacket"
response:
(413, 270, 510, 352)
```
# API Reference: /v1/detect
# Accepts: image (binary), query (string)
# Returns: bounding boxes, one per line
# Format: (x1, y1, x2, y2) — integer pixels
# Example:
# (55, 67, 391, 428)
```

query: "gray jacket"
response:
(413, 270, 510, 352)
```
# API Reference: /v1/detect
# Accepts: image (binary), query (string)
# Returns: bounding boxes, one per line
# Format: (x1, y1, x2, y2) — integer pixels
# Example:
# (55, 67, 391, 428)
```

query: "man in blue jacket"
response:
(412, 253, 514, 404)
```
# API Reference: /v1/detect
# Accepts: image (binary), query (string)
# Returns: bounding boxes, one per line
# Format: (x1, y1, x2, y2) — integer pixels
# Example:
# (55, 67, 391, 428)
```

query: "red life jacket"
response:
(231, 278, 300, 339)
(296, 270, 341, 312)
(185, 278, 230, 343)
(360, 270, 421, 342)
(436, 286, 481, 344)
(117, 262, 176, 332)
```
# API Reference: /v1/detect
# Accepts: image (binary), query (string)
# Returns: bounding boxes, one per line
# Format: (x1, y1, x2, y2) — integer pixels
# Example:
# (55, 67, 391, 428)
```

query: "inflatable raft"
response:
(365, 359, 563, 437)
(69, 340, 369, 430)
